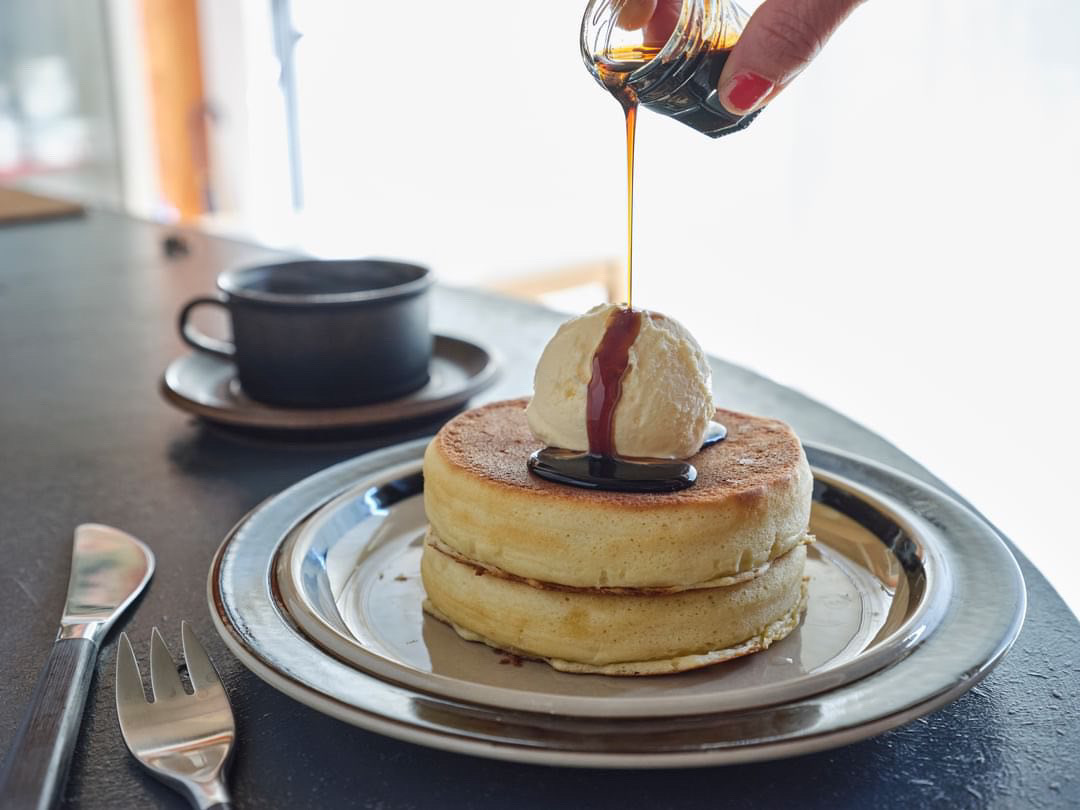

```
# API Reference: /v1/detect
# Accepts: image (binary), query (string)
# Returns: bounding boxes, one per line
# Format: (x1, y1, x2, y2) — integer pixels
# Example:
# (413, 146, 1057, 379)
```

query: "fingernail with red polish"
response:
(721, 72, 774, 114)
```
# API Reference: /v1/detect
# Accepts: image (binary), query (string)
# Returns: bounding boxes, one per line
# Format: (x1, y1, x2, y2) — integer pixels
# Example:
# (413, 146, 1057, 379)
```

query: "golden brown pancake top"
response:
(434, 398, 805, 508)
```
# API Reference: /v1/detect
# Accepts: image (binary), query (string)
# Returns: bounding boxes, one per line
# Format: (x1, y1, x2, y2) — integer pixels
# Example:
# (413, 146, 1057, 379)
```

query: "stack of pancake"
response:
(421, 398, 813, 676)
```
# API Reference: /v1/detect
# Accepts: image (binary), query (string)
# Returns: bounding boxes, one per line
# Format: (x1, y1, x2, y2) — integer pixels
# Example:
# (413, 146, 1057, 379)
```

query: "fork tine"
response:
(114, 632, 147, 716)
(113, 625, 236, 809)
(149, 626, 185, 702)
(181, 621, 223, 694)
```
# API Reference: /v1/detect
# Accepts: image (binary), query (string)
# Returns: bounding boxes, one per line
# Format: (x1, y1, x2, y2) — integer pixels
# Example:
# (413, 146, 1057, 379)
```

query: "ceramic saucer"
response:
(161, 335, 498, 431)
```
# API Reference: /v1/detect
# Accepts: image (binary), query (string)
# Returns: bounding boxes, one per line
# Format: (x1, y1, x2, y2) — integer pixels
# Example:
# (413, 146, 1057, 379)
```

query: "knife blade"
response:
(0, 524, 154, 810)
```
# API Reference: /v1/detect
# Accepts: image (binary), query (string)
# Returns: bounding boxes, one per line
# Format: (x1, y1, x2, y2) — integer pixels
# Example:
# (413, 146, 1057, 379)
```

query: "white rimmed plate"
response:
(209, 440, 1025, 768)
(273, 462, 948, 718)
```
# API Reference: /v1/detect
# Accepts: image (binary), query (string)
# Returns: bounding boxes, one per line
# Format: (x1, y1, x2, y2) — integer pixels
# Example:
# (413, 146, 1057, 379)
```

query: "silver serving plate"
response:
(209, 440, 1025, 768)
(274, 467, 947, 718)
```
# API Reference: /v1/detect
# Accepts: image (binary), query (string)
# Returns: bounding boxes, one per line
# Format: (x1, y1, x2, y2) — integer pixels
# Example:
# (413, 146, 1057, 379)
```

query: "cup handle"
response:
(178, 296, 235, 359)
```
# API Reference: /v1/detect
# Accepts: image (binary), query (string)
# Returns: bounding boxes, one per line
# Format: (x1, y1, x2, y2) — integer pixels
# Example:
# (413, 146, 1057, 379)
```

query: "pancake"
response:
(420, 398, 813, 674)
(421, 532, 808, 675)
(423, 398, 812, 589)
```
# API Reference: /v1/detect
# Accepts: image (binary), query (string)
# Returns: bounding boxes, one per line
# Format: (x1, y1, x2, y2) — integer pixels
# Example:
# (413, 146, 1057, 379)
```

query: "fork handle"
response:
(0, 638, 97, 810)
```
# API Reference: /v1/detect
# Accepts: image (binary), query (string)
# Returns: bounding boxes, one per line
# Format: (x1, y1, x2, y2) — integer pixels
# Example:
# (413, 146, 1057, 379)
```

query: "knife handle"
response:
(0, 638, 97, 810)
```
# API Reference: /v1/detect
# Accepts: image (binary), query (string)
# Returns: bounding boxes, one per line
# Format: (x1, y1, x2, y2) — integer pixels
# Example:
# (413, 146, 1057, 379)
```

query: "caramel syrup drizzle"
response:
(624, 103, 636, 308)
(585, 307, 642, 457)
(594, 45, 659, 309)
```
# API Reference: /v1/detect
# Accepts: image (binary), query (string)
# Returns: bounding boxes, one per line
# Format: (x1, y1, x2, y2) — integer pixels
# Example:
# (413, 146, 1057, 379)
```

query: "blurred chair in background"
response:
(488, 258, 626, 307)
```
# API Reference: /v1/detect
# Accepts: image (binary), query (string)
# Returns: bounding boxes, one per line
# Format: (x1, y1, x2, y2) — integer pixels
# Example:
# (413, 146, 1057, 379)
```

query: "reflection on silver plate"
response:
(274, 465, 947, 718)
(209, 440, 1026, 768)
(161, 335, 498, 431)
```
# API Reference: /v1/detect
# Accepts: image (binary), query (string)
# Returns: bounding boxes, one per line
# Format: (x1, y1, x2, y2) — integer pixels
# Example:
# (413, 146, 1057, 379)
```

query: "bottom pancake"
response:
(420, 535, 808, 676)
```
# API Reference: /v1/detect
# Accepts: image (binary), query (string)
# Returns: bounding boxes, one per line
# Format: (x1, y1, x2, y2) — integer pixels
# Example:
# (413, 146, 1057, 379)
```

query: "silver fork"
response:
(115, 623, 236, 810)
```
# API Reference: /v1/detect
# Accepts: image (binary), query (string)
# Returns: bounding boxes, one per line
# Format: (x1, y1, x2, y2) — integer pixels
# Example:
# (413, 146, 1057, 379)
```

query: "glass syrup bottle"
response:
(581, 0, 758, 138)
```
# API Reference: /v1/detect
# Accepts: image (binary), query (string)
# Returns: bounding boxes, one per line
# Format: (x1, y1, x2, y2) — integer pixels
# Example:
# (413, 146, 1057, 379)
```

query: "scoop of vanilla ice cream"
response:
(525, 304, 714, 459)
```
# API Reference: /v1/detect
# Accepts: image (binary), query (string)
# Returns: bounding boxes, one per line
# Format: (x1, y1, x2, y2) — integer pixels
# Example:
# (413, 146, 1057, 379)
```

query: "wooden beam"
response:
(140, 0, 210, 220)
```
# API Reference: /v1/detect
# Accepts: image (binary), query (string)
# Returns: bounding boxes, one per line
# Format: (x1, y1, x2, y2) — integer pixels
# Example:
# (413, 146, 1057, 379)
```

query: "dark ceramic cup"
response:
(178, 259, 433, 408)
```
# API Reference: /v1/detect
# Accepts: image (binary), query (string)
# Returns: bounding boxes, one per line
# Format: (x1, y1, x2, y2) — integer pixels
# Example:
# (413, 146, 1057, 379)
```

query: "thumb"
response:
(615, 0, 657, 31)
(716, 0, 864, 115)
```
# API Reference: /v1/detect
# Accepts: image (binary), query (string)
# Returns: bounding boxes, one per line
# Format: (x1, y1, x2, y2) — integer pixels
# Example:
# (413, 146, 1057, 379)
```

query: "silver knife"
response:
(0, 524, 155, 810)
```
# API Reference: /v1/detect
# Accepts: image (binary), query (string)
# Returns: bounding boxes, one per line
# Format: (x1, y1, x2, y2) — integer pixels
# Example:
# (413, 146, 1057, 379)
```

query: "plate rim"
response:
(208, 438, 1027, 768)
(161, 334, 500, 430)
(273, 459, 952, 718)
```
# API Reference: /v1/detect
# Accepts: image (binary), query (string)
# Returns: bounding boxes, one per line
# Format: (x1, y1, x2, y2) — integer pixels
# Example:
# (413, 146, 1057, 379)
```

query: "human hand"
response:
(617, 0, 864, 115)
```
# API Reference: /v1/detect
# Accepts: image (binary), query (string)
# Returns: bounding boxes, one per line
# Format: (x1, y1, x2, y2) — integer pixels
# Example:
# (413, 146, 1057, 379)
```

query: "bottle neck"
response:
(582, 0, 707, 84)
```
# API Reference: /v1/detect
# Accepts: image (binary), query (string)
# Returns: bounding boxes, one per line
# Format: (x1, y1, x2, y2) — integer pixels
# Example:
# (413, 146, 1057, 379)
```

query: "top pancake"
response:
(423, 398, 812, 588)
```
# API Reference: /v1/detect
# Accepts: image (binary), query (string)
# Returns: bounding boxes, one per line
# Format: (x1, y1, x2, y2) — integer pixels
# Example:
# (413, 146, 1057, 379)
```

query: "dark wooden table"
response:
(1, 209, 1077, 808)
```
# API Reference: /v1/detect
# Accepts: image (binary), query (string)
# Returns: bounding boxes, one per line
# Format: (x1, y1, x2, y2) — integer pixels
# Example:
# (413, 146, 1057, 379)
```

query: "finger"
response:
(616, 0, 657, 31)
(716, 0, 865, 115)
(643, 0, 681, 46)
